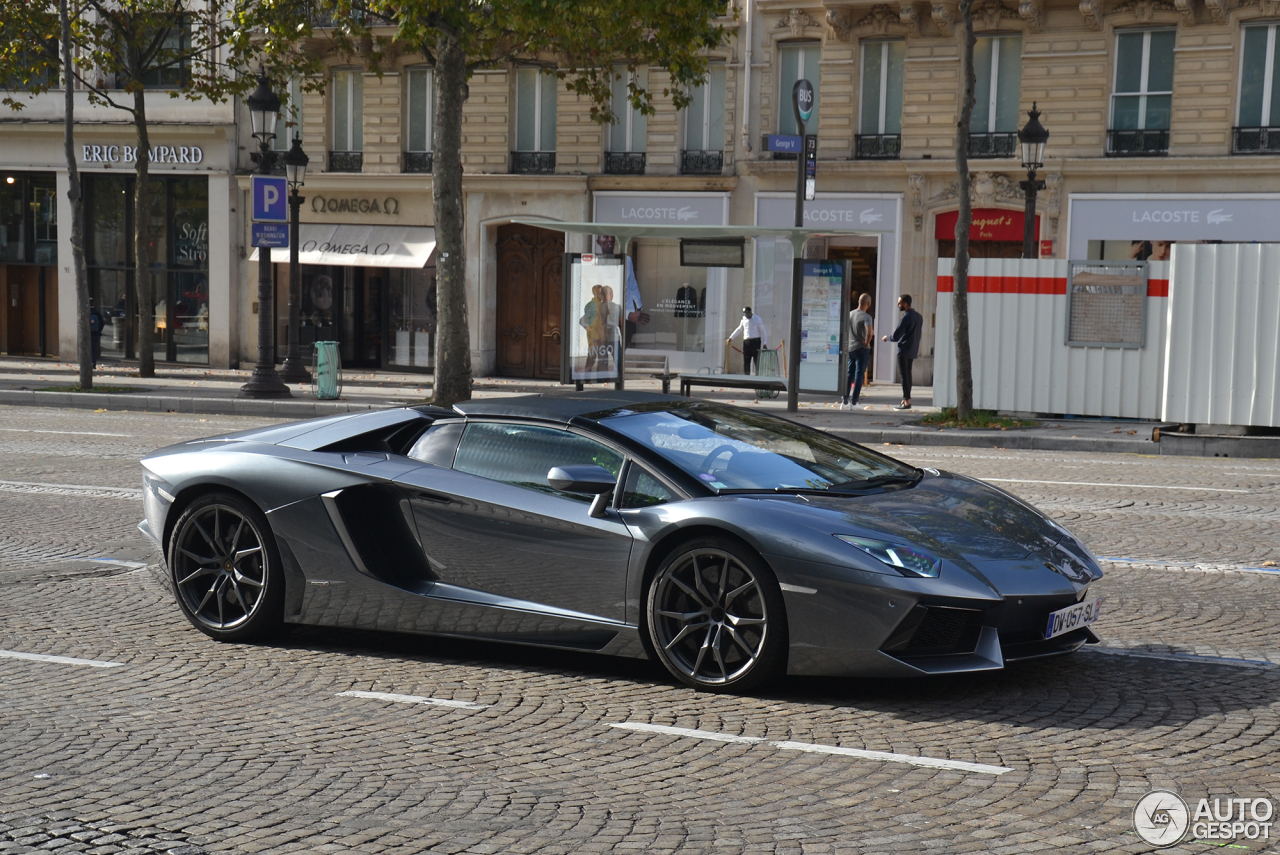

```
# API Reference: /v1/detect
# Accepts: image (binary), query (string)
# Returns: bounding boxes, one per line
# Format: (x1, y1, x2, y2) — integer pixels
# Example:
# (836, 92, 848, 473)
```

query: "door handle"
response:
(543, 327, 561, 344)
(415, 491, 452, 505)
(506, 326, 528, 340)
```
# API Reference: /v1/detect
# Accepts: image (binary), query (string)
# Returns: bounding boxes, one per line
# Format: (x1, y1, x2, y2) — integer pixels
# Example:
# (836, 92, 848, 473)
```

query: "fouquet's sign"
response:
(311, 195, 401, 215)
(936, 208, 1038, 242)
(81, 144, 204, 164)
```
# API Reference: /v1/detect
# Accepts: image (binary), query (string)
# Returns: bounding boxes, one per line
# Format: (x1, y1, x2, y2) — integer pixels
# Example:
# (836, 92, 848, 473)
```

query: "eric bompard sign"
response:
(82, 144, 204, 165)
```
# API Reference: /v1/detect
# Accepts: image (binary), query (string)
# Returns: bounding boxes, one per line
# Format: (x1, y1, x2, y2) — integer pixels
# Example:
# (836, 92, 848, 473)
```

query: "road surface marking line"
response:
(336, 690, 486, 710)
(0, 479, 142, 496)
(0, 649, 125, 668)
(608, 722, 1012, 775)
(75, 558, 152, 570)
(1086, 647, 1274, 670)
(986, 478, 1249, 493)
(1101, 557, 1280, 576)
(0, 428, 131, 437)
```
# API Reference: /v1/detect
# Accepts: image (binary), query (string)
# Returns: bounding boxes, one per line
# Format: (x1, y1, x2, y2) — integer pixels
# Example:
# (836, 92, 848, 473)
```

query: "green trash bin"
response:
(312, 340, 343, 400)
(756, 346, 781, 399)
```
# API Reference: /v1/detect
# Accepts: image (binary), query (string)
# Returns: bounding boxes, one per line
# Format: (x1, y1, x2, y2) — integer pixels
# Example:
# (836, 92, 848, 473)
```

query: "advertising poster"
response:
(567, 255, 625, 382)
(799, 261, 846, 393)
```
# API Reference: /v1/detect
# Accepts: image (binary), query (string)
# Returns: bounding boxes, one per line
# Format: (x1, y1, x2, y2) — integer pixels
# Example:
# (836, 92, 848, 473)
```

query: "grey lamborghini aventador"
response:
(139, 391, 1103, 692)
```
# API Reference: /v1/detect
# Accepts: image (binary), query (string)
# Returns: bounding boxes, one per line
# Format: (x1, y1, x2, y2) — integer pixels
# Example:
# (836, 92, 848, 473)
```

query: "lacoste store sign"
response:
(81, 144, 204, 164)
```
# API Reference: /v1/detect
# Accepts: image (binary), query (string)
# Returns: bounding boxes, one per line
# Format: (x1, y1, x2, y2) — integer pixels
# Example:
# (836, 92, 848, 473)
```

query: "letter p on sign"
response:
(251, 175, 288, 223)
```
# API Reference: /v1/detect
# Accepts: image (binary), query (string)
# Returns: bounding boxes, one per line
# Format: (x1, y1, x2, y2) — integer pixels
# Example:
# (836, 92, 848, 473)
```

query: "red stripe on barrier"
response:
(937, 275, 1171, 297)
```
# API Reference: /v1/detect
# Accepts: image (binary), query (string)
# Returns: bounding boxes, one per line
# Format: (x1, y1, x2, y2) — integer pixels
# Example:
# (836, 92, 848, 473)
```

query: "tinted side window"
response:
(407, 422, 464, 467)
(453, 423, 623, 501)
(622, 465, 677, 509)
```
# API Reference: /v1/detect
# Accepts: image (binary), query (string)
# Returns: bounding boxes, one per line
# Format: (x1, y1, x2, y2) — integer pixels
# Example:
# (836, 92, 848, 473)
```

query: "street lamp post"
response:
(1018, 102, 1049, 260)
(279, 135, 312, 384)
(240, 73, 292, 398)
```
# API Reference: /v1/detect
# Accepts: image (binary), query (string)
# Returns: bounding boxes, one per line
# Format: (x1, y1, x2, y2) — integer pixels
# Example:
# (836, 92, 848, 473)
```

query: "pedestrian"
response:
(843, 293, 874, 407)
(881, 294, 922, 410)
(88, 299, 103, 369)
(726, 306, 768, 375)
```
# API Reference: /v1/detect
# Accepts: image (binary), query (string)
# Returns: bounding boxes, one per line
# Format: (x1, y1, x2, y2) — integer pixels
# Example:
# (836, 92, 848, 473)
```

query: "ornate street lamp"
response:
(1018, 103, 1049, 260)
(240, 72, 292, 398)
(279, 135, 312, 383)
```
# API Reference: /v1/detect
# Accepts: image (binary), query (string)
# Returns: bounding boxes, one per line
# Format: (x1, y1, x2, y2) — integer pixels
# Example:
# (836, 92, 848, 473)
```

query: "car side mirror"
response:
(547, 465, 617, 518)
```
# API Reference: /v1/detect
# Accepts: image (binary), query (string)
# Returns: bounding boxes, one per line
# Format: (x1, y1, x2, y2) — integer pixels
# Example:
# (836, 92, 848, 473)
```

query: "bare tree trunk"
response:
(952, 0, 976, 420)
(430, 29, 471, 405)
(132, 86, 156, 377)
(62, 0, 91, 390)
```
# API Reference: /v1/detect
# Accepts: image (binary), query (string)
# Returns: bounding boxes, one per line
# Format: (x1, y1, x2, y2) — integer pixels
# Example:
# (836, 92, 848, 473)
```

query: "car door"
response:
(395, 421, 633, 623)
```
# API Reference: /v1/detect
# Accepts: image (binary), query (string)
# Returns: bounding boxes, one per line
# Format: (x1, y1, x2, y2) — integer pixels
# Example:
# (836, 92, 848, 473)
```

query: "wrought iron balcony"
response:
(604, 151, 646, 175)
(328, 151, 364, 172)
(511, 151, 556, 174)
(968, 132, 1017, 158)
(854, 134, 901, 160)
(1233, 127, 1280, 154)
(1106, 129, 1169, 156)
(403, 151, 433, 173)
(680, 149, 723, 175)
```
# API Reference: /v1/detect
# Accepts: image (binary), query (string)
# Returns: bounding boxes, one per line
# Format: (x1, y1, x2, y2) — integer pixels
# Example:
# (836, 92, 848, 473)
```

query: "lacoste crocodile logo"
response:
(677, 206, 699, 221)
(860, 209, 884, 224)
(1207, 209, 1233, 225)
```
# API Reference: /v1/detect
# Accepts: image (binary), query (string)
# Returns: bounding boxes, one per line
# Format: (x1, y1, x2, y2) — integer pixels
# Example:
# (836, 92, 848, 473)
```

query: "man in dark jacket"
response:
(882, 294, 922, 410)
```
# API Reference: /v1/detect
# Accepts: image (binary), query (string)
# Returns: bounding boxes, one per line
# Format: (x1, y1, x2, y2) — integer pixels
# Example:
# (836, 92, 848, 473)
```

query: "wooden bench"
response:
(679, 373, 788, 398)
(624, 352, 679, 394)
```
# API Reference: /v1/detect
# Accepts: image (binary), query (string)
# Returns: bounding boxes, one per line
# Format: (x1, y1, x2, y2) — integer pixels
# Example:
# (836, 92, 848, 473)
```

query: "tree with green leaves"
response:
(951, 0, 977, 420)
(0, 0, 278, 378)
(247, 0, 732, 405)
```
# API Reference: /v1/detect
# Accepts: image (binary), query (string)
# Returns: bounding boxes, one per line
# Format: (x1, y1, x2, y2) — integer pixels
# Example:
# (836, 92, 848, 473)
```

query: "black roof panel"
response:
(452, 390, 684, 423)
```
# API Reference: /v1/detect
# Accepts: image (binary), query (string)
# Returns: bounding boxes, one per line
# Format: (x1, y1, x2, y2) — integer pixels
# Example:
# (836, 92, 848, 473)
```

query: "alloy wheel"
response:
(650, 547, 769, 686)
(172, 503, 269, 631)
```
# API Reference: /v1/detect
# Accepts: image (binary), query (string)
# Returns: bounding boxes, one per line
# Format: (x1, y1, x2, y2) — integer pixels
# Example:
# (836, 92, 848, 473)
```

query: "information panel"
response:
(798, 260, 846, 394)
(563, 254, 625, 383)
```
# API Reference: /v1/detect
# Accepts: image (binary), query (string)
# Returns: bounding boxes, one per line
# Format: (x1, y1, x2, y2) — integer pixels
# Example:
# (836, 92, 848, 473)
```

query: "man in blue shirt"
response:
(882, 294, 922, 410)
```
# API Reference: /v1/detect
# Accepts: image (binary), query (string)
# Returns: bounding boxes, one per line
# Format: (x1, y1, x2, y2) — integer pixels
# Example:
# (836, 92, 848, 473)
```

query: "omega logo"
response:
(311, 195, 400, 215)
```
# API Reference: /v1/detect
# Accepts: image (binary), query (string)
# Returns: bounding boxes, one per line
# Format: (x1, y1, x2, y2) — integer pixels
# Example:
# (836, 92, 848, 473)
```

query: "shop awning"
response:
(509, 218, 882, 254)
(250, 224, 436, 267)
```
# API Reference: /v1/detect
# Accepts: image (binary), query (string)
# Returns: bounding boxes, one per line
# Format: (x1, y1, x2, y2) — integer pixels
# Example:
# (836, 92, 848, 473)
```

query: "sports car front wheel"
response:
(647, 538, 787, 692)
(168, 492, 284, 642)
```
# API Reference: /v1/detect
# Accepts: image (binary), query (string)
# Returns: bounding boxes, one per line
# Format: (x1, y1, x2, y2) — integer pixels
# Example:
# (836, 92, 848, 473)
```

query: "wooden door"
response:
(496, 224, 563, 379)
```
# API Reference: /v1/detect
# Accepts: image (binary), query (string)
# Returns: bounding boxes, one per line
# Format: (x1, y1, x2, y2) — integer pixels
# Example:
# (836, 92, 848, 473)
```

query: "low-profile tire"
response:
(168, 491, 285, 643)
(646, 536, 787, 692)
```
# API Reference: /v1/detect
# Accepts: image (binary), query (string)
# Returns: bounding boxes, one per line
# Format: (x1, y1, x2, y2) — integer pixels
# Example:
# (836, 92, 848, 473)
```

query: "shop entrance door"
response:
(339, 267, 384, 368)
(496, 223, 563, 379)
(2, 266, 55, 356)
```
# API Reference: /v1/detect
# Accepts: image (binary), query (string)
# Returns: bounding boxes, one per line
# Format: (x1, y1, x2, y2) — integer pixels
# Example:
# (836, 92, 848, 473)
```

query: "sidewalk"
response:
(0, 356, 1174, 455)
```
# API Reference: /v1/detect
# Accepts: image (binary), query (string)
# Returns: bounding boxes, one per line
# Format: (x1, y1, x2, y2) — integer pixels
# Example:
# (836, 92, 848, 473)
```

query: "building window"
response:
(273, 77, 304, 151)
(857, 41, 903, 159)
(970, 34, 1021, 157)
(331, 69, 363, 171)
(1109, 29, 1174, 156)
(405, 66, 434, 172)
(1236, 24, 1280, 153)
(681, 62, 725, 174)
(778, 43, 820, 135)
(513, 67, 556, 173)
(141, 18, 190, 89)
(606, 65, 647, 174)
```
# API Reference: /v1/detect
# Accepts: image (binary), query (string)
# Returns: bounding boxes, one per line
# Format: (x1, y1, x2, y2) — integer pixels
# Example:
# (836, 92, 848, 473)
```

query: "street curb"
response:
(0, 389, 398, 418)
(826, 426, 1156, 455)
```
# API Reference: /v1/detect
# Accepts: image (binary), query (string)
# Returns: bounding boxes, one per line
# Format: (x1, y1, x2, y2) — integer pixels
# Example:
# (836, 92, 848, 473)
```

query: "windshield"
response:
(596, 402, 919, 493)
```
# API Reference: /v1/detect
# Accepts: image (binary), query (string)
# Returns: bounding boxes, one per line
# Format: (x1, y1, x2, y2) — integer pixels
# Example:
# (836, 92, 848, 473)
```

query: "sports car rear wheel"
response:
(647, 538, 786, 692)
(169, 492, 284, 642)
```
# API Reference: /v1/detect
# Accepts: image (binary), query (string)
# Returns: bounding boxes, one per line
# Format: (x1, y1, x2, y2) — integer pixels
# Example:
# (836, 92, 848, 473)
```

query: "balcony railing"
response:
(680, 149, 723, 175)
(854, 134, 901, 160)
(328, 151, 364, 172)
(510, 151, 556, 174)
(604, 151, 646, 175)
(1233, 127, 1280, 154)
(968, 132, 1017, 158)
(403, 151, 433, 173)
(1106, 129, 1169, 156)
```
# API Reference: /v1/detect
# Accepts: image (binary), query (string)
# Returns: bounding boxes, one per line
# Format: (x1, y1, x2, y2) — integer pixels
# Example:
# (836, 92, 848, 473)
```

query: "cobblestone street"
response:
(2, 406, 1278, 854)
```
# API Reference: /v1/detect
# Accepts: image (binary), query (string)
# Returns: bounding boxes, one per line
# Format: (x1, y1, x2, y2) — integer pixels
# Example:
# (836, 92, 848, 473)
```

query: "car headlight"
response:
(835, 535, 942, 578)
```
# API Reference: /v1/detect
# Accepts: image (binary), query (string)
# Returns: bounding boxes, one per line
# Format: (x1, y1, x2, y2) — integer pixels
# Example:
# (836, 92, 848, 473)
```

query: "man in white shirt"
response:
(726, 307, 768, 375)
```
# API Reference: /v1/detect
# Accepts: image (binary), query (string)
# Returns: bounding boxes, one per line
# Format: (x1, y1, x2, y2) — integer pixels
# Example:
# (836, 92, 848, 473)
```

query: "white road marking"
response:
(336, 690, 486, 710)
(986, 477, 1250, 493)
(77, 558, 152, 570)
(1085, 647, 1275, 670)
(0, 479, 142, 500)
(0, 649, 125, 668)
(0, 428, 131, 437)
(1101, 556, 1280, 576)
(608, 722, 1013, 775)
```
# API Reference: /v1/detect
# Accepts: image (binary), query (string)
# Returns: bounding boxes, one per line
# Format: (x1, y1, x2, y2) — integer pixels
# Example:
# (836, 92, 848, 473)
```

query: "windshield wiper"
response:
(716, 486, 835, 496)
(828, 473, 922, 493)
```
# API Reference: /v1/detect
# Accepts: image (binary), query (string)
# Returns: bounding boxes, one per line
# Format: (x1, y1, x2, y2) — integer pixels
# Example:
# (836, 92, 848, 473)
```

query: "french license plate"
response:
(1044, 597, 1102, 640)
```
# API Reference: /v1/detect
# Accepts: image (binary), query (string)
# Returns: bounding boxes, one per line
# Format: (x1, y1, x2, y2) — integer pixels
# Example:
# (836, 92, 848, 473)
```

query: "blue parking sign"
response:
(251, 175, 287, 222)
